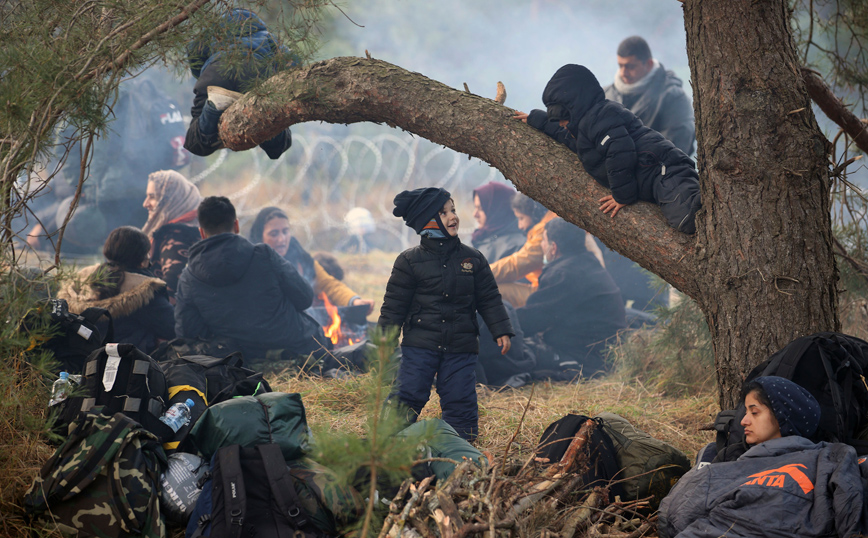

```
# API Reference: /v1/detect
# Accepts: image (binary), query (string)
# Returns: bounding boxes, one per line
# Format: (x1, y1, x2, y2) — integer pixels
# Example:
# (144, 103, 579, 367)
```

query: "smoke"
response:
(318, 0, 691, 114)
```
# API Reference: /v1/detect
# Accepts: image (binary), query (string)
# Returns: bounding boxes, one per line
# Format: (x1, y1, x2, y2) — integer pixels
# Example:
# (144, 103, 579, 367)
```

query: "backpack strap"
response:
(106, 429, 159, 534)
(47, 412, 132, 503)
(79, 307, 114, 344)
(257, 443, 310, 535)
(217, 445, 247, 538)
(816, 343, 848, 442)
(773, 336, 817, 381)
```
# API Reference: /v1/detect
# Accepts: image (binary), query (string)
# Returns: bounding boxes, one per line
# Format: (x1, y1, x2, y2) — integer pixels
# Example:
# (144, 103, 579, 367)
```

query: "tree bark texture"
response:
(685, 0, 837, 406)
(220, 0, 838, 407)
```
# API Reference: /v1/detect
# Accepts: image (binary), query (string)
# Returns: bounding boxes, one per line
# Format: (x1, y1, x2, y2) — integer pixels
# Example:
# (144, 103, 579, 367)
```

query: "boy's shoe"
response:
(206, 86, 242, 111)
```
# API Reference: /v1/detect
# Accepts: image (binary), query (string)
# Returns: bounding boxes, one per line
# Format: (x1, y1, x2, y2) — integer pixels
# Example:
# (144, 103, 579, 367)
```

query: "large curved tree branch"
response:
(220, 56, 701, 297)
(802, 68, 868, 155)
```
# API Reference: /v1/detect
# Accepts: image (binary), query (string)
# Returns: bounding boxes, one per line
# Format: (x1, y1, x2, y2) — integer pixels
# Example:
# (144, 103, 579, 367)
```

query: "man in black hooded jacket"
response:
(515, 64, 701, 234)
(174, 196, 326, 359)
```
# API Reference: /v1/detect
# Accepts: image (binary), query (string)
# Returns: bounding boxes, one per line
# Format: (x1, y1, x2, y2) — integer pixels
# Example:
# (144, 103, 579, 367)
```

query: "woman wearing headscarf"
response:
(248, 207, 374, 313)
(142, 170, 202, 300)
(470, 181, 525, 264)
(658, 376, 868, 538)
(59, 226, 175, 354)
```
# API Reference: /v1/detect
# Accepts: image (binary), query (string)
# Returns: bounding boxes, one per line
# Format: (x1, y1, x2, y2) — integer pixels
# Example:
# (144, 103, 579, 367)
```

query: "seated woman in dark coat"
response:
(471, 181, 526, 264)
(59, 226, 175, 354)
(659, 376, 868, 538)
(249, 207, 374, 313)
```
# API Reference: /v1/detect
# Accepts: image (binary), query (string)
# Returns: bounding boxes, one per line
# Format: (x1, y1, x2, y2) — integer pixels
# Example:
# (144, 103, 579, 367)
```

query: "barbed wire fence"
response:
(190, 132, 505, 251)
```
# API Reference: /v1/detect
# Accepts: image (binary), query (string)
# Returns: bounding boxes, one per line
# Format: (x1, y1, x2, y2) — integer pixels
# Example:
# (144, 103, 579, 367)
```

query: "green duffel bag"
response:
(189, 392, 311, 461)
(398, 419, 487, 481)
(595, 412, 690, 508)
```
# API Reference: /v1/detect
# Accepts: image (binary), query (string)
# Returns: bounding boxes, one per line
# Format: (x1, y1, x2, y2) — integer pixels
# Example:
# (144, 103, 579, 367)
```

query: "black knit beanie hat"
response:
(752, 376, 821, 438)
(392, 187, 451, 234)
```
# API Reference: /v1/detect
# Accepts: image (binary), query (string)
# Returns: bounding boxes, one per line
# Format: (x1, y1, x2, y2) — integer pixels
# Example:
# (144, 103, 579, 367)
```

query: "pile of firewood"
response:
(378, 420, 657, 538)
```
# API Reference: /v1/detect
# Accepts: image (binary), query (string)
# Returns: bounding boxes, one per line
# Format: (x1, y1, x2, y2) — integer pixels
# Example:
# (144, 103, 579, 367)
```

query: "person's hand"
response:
(513, 111, 529, 123)
(497, 335, 512, 355)
(352, 297, 375, 315)
(26, 224, 43, 250)
(598, 195, 627, 218)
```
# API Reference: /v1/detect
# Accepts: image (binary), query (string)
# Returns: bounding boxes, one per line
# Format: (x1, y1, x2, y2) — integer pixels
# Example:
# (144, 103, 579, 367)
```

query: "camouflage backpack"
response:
(23, 408, 167, 538)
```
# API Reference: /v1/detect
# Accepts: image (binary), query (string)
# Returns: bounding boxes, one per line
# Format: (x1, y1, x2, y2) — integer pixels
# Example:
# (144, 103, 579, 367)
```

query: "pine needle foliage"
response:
(0, 262, 64, 536)
(309, 327, 435, 538)
(0, 0, 331, 260)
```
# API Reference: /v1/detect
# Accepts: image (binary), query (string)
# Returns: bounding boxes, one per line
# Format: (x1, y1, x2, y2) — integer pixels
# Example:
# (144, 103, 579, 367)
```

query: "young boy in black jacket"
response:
(378, 187, 514, 441)
(515, 64, 701, 234)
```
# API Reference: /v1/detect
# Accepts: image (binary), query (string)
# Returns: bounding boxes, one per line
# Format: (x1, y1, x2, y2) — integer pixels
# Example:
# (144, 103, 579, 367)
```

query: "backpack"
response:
(595, 412, 690, 508)
(536, 414, 623, 498)
(714, 332, 868, 459)
(30, 299, 113, 374)
(160, 353, 272, 453)
(23, 408, 167, 538)
(185, 444, 328, 538)
(53, 343, 174, 441)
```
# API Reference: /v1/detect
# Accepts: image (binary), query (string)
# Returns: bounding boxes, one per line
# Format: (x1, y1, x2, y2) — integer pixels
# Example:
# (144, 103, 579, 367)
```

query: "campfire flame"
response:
(320, 292, 342, 345)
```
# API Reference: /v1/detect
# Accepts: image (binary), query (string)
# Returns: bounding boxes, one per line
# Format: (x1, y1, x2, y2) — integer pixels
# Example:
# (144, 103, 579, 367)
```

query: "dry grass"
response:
(269, 373, 717, 467)
(0, 246, 719, 538)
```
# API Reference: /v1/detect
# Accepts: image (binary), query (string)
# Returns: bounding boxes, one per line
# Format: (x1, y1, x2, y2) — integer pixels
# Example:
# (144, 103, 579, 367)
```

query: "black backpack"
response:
(35, 299, 113, 374)
(186, 443, 325, 538)
(53, 343, 174, 442)
(536, 414, 624, 499)
(160, 353, 272, 453)
(714, 332, 868, 459)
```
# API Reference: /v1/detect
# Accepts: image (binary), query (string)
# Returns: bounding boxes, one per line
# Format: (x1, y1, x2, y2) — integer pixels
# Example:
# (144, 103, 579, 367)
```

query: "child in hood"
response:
(515, 64, 701, 234)
(378, 187, 514, 441)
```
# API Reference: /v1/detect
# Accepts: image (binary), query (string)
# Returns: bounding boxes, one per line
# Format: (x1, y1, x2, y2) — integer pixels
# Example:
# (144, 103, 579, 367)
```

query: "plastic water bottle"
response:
(49, 372, 71, 407)
(160, 399, 195, 433)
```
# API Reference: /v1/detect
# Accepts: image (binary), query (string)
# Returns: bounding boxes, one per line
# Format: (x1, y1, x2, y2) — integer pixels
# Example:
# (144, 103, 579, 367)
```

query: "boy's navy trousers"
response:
(392, 346, 478, 441)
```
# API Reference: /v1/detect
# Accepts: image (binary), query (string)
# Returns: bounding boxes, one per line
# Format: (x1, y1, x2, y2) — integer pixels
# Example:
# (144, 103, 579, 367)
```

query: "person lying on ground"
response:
(248, 206, 374, 314)
(379, 187, 513, 442)
(184, 8, 295, 160)
(59, 226, 175, 354)
(517, 218, 626, 381)
(515, 64, 701, 234)
(658, 376, 868, 538)
(142, 170, 202, 300)
(174, 196, 328, 360)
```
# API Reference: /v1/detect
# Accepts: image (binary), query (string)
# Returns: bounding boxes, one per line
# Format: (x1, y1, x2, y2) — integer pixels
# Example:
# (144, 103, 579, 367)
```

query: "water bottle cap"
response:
(59, 372, 69, 380)
(185, 398, 195, 407)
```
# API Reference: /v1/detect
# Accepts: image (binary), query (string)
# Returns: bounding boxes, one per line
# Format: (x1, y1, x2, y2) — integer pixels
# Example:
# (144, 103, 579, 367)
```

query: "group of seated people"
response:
(56, 163, 651, 386)
(59, 170, 374, 365)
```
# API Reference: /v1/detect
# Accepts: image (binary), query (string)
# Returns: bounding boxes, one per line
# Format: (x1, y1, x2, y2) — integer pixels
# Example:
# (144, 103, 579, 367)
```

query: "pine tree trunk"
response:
(220, 0, 838, 408)
(685, 0, 837, 407)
